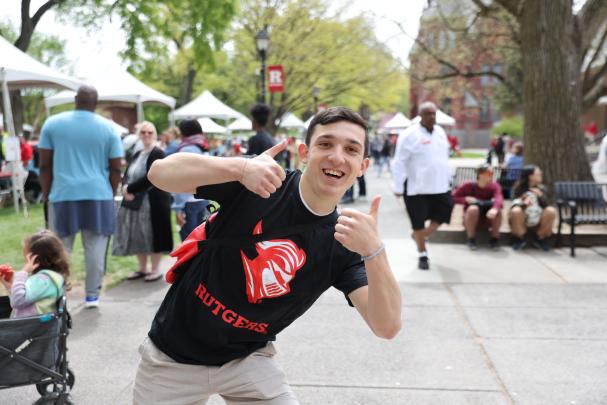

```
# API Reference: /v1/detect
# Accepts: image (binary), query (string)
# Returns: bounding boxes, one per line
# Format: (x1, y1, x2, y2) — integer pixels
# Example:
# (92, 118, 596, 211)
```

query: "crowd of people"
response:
(391, 101, 558, 270)
(0, 82, 600, 403)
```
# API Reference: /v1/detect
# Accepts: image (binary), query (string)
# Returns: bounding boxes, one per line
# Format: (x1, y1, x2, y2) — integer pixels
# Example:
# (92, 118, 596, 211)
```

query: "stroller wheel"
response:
(66, 367, 75, 389)
(36, 368, 75, 396)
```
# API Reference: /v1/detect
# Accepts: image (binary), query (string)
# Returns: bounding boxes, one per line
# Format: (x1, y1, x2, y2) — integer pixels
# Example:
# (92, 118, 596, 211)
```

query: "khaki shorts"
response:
(132, 337, 298, 405)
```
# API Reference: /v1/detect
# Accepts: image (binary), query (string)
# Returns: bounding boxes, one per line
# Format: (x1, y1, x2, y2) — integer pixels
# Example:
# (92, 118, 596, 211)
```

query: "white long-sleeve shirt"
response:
(391, 123, 452, 196)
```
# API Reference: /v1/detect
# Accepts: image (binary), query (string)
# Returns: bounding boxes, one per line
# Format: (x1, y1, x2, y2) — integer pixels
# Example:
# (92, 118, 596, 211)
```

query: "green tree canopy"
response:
(216, 0, 407, 125)
(60, 0, 238, 105)
(132, 0, 407, 130)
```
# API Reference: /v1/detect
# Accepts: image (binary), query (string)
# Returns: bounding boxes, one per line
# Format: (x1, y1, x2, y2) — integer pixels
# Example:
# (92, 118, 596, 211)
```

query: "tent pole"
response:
(136, 95, 144, 123)
(1, 68, 27, 216)
(169, 109, 175, 127)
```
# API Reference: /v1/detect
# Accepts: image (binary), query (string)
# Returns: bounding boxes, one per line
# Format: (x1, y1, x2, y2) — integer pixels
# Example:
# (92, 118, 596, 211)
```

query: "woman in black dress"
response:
(113, 121, 173, 281)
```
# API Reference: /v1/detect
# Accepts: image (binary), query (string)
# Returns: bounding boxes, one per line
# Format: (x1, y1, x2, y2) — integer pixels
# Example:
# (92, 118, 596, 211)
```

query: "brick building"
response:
(408, 0, 513, 148)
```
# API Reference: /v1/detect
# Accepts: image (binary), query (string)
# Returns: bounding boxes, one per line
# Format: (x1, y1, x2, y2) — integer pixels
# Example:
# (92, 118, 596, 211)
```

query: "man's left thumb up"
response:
(368, 195, 381, 220)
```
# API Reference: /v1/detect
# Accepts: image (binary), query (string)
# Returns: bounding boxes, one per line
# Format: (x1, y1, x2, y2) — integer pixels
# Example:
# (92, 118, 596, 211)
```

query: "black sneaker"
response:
(467, 238, 478, 251)
(512, 237, 526, 251)
(489, 237, 500, 251)
(533, 237, 551, 252)
(418, 256, 430, 270)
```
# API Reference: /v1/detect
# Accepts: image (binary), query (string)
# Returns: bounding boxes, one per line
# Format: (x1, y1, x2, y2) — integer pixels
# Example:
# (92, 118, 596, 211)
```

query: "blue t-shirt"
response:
(39, 110, 124, 202)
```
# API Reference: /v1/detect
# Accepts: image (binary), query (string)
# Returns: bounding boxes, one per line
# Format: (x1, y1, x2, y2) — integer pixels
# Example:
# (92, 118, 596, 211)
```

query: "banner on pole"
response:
(268, 65, 284, 93)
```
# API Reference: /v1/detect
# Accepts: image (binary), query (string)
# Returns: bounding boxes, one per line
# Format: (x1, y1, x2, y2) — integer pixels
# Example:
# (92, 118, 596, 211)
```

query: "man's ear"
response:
(358, 157, 370, 177)
(298, 143, 309, 164)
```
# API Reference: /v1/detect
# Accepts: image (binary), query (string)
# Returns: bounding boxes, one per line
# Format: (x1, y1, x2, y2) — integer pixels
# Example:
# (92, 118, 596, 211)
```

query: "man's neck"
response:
(75, 107, 95, 112)
(299, 172, 338, 216)
(421, 123, 433, 133)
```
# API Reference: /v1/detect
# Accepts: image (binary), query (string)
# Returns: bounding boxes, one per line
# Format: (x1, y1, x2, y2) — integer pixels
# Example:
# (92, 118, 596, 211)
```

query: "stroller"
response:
(0, 295, 75, 404)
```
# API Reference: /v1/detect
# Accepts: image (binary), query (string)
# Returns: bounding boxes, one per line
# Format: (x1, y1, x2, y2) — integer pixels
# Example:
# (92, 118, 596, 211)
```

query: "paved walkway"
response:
(2, 166, 607, 404)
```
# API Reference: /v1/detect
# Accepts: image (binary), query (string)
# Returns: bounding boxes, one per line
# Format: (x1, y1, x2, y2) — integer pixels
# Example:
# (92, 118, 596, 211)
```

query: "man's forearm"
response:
(364, 252, 402, 338)
(110, 170, 121, 196)
(39, 167, 52, 201)
(148, 153, 247, 194)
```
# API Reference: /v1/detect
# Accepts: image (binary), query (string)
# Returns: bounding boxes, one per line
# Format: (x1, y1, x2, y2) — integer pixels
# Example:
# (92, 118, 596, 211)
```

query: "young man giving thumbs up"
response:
(134, 107, 402, 405)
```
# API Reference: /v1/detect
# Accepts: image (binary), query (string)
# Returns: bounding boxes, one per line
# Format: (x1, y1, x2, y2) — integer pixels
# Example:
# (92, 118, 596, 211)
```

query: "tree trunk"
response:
(519, 0, 592, 192)
(179, 68, 197, 106)
(9, 91, 24, 135)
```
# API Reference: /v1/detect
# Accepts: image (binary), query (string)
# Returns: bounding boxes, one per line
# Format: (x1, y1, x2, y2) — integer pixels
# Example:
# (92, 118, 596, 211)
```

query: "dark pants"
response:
(343, 175, 366, 202)
(179, 200, 209, 241)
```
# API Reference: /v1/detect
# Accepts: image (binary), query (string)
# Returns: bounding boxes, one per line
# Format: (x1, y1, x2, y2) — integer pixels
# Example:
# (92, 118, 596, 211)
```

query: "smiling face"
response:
(138, 123, 157, 148)
(298, 121, 369, 201)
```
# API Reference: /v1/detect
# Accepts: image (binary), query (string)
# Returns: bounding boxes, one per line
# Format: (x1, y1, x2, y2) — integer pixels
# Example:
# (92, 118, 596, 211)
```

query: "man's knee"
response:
(466, 205, 480, 218)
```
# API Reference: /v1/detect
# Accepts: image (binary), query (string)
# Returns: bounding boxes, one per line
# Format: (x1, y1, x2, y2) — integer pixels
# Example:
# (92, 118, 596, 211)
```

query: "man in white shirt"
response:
(392, 102, 453, 270)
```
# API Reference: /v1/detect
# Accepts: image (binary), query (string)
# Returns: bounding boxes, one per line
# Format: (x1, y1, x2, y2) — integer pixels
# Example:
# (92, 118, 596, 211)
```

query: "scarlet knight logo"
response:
(240, 220, 307, 303)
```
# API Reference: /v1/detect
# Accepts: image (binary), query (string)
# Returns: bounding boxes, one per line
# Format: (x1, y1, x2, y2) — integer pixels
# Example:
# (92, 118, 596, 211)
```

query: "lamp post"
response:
(255, 26, 270, 103)
(312, 86, 320, 113)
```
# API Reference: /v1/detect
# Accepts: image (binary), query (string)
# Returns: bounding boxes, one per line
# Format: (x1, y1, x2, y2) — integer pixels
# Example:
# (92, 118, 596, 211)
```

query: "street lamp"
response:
(312, 87, 320, 113)
(255, 26, 270, 103)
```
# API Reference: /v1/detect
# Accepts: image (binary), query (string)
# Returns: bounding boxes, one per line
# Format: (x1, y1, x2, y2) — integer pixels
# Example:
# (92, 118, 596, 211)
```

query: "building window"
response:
(438, 31, 446, 50)
(493, 63, 503, 84)
(480, 96, 491, 122)
(442, 97, 452, 115)
(480, 64, 491, 87)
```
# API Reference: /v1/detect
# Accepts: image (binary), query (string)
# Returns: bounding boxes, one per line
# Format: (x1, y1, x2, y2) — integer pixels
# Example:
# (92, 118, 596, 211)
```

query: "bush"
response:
(491, 116, 523, 138)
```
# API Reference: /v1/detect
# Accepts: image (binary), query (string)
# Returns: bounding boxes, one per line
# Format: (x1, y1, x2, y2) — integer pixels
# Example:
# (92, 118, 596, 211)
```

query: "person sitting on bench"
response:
(453, 164, 504, 250)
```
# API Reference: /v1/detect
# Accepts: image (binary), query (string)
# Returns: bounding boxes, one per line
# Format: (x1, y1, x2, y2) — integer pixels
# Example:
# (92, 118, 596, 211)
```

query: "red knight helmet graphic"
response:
(240, 221, 307, 303)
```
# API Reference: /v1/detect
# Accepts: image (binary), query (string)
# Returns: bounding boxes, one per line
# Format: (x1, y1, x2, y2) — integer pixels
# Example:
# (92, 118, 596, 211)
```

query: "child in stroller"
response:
(0, 230, 74, 404)
(0, 230, 69, 318)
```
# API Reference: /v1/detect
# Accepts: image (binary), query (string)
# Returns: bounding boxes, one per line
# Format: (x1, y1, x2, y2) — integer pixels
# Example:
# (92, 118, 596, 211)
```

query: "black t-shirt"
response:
(148, 170, 368, 365)
(246, 131, 275, 156)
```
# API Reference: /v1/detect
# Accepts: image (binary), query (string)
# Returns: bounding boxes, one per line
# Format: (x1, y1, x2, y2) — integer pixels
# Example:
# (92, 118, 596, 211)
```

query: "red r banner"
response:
(268, 65, 284, 93)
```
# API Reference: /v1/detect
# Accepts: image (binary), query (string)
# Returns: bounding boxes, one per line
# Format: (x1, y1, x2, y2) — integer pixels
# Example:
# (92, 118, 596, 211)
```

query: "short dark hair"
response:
(476, 163, 494, 179)
(179, 119, 203, 137)
(306, 107, 369, 157)
(250, 103, 271, 127)
(24, 230, 70, 281)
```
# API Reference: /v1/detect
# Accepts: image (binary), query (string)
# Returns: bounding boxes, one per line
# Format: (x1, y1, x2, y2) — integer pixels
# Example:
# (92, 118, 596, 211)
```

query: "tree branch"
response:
(492, 0, 523, 18)
(31, 0, 59, 29)
(578, 0, 607, 52)
(582, 77, 607, 112)
(582, 60, 607, 102)
(582, 26, 607, 89)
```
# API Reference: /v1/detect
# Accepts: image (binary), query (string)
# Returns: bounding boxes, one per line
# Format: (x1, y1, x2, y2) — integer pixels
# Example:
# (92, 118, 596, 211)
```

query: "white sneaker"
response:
(84, 296, 100, 309)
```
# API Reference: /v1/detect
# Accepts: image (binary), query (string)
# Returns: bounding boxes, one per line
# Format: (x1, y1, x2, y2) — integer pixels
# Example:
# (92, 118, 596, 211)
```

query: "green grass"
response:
(0, 203, 142, 293)
(451, 151, 487, 159)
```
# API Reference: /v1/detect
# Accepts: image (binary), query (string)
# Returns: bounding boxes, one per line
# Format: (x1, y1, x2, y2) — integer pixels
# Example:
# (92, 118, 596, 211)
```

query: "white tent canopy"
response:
(277, 112, 305, 129)
(198, 117, 227, 134)
(172, 90, 242, 120)
(412, 109, 456, 126)
(44, 70, 176, 118)
(382, 112, 411, 130)
(304, 115, 314, 129)
(0, 35, 83, 91)
(107, 118, 129, 135)
(227, 115, 253, 131)
(1, 35, 84, 214)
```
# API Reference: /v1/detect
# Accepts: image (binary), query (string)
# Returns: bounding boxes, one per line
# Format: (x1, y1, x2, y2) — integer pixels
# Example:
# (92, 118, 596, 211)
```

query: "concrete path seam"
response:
(289, 383, 502, 393)
(444, 284, 516, 405)
(482, 336, 607, 342)
(523, 251, 569, 284)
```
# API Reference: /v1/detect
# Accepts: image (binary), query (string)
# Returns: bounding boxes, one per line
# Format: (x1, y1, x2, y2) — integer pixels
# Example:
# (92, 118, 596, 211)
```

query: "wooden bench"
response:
(555, 181, 607, 257)
(452, 166, 523, 198)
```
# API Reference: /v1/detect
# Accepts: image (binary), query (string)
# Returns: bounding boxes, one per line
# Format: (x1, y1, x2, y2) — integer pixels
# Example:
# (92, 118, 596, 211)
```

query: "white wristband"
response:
(361, 242, 385, 261)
